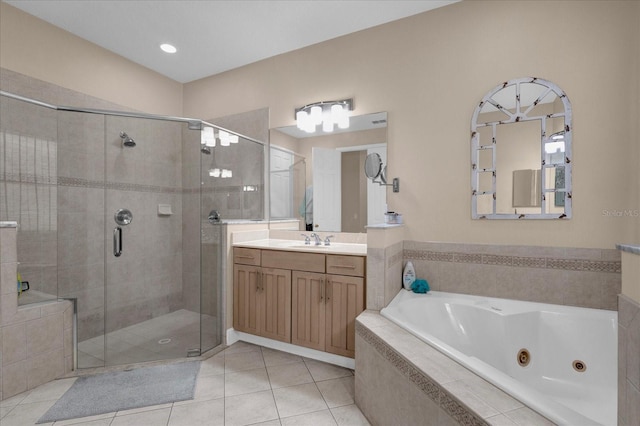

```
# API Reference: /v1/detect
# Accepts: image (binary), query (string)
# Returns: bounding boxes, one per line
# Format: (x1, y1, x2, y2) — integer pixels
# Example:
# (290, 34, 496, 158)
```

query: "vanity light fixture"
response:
(295, 98, 353, 133)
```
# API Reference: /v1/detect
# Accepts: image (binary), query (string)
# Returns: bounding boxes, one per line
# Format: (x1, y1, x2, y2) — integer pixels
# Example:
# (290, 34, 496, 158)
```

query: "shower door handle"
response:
(113, 226, 123, 257)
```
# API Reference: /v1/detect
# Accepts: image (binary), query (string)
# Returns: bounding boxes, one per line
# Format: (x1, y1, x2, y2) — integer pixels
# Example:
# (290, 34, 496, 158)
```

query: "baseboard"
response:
(226, 328, 355, 370)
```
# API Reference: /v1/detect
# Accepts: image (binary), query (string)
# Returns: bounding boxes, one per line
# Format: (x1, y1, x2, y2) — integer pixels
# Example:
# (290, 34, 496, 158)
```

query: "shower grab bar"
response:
(113, 227, 123, 257)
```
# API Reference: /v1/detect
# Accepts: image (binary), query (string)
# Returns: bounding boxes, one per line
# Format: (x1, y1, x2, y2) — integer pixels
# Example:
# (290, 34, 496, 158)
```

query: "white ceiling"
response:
(5, 0, 459, 83)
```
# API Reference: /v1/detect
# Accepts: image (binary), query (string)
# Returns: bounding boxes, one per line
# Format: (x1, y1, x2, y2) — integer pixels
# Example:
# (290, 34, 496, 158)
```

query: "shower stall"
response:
(0, 91, 265, 368)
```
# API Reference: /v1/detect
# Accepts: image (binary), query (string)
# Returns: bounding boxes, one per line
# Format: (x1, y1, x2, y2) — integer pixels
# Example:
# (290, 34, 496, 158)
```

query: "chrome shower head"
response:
(120, 131, 136, 147)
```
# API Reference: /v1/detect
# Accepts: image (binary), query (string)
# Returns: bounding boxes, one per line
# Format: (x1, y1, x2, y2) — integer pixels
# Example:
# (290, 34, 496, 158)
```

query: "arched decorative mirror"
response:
(471, 77, 572, 219)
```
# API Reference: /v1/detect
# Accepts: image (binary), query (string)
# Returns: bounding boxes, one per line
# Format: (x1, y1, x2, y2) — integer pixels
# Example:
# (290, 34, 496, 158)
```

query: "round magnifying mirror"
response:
(380, 165, 387, 184)
(364, 152, 383, 179)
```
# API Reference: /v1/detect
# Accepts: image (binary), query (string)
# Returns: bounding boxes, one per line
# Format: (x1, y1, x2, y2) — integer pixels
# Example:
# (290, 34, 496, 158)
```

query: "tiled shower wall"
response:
(0, 69, 196, 342)
(1, 225, 74, 401)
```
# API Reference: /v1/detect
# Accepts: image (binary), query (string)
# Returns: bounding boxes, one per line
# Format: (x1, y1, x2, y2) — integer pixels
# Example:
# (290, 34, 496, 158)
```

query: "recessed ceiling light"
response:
(160, 43, 177, 54)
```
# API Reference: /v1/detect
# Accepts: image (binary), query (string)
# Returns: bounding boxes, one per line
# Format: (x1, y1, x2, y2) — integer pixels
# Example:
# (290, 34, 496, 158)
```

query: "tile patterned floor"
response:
(0, 342, 370, 426)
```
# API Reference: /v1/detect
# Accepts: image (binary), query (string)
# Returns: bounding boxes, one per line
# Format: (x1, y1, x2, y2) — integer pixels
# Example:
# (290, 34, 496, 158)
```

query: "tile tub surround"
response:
(355, 311, 555, 426)
(401, 241, 621, 311)
(618, 295, 640, 426)
(1, 225, 74, 401)
(618, 243, 640, 426)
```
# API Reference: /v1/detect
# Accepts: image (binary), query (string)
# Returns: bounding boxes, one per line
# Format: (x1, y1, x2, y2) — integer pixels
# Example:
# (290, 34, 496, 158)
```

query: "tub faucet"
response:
(310, 233, 322, 246)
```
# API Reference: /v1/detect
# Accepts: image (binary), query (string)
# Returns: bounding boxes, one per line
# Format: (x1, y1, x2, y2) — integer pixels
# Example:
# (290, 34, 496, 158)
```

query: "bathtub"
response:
(380, 290, 617, 426)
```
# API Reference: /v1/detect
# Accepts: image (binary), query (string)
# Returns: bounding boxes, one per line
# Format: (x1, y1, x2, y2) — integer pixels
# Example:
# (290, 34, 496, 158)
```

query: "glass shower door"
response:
(102, 115, 199, 366)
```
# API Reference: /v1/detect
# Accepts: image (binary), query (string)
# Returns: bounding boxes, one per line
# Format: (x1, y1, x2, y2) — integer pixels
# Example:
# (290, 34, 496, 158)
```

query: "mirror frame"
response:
(470, 77, 573, 219)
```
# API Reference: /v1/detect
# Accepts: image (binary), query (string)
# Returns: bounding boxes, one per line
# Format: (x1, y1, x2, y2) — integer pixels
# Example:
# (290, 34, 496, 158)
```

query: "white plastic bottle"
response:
(402, 261, 416, 290)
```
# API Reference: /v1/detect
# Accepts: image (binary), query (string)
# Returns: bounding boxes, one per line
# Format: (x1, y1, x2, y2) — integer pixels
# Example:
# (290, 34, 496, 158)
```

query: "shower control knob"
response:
(114, 209, 133, 226)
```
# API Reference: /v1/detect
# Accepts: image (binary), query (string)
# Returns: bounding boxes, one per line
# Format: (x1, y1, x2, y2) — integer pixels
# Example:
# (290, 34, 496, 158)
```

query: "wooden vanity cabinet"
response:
(233, 247, 365, 358)
(233, 249, 292, 343)
(290, 254, 365, 358)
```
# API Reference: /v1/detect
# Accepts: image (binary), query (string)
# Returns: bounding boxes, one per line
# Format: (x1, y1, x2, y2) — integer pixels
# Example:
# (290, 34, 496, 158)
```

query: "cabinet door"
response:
(291, 271, 326, 351)
(260, 268, 292, 343)
(325, 275, 364, 358)
(233, 264, 261, 335)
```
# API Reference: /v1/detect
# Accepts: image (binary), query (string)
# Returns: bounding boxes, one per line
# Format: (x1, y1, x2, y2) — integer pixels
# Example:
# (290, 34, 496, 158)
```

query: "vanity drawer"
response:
(262, 250, 325, 273)
(326, 255, 365, 277)
(233, 247, 261, 266)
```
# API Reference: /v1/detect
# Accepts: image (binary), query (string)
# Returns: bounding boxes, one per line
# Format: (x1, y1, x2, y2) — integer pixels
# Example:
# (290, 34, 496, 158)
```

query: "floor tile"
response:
(261, 347, 303, 366)
(224, 349, 265, 373)
(168, 398, 225, 426)
(251, 421, 282, 426)
(280, 409, 338, 426)
(115, 403, 172, 417)
(109, 407, 171, 426)
(272, 383, 328, 418)
(20, 377, 76, 404)
(304, 359, 353, 382)
(225, 367, 271, 397)
(0, 390, 30, 408)
(199, 352, 225, 377)
(53, 412, 116, 425)
(193, 372, 225, 401)
(0, 400, 56, 426)
(224, 341, 262, 355)
(225, 390, 279, 426)
(316, 376, 355, 408)
(330, 404, 371, 426)
(267, 362, 314, 389)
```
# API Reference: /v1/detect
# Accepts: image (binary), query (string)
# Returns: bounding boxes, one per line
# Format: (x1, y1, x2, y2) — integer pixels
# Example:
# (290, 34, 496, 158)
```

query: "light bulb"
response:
(322, 119, 334, 132)
(229, 135, 239, 144)
(310, 106, 323, 125)
(337, 115, 349, 129)
(296, 110, 308, 131)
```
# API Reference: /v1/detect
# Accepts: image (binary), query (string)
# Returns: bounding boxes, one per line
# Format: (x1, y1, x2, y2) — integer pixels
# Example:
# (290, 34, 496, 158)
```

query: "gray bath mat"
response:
(38, 361, 200, 423)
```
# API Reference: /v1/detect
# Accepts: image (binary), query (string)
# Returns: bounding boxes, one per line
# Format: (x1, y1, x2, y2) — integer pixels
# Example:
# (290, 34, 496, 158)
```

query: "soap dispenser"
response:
(402, 261, 416, 290)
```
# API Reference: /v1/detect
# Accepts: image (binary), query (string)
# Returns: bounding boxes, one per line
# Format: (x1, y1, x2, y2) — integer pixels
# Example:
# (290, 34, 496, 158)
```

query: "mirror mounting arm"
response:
(372, 177, 400, 193)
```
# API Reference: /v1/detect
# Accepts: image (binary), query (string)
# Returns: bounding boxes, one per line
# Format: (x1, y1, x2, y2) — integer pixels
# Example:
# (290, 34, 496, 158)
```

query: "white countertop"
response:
(233, 239, 367, 256)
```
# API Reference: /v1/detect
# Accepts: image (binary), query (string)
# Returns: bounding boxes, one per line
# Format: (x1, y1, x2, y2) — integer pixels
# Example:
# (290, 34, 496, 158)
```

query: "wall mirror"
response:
(270, 112, 387, 232)
(471, 77, 572, 219)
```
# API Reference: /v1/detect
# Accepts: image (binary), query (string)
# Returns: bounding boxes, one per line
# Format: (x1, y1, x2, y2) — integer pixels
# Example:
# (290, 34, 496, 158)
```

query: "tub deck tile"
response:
(355, 312, 557, 426)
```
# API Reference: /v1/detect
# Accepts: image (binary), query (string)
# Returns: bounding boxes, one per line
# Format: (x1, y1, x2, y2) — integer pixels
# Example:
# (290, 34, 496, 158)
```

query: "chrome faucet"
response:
(324, 235, 334, 246)
(301, 234, 311, 245)
(310, 233, 322, 246)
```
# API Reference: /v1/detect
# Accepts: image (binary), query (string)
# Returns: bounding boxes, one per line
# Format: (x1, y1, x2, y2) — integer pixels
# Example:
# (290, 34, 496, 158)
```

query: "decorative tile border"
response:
(403, 249, 621, 274)
(2, 174, 264, 196)
(356, 321, 488, 426)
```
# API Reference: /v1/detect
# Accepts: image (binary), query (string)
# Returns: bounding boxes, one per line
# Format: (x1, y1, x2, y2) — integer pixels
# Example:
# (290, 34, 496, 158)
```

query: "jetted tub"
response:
(380, 290, 617, 425)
